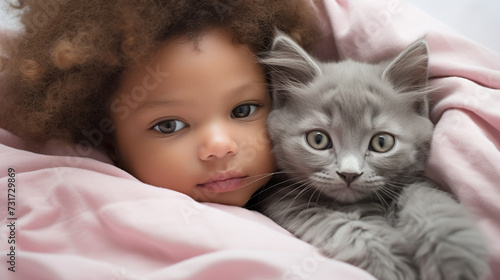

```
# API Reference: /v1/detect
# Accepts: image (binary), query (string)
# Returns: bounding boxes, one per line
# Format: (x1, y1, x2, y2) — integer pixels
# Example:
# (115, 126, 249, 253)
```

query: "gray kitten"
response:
(253, 34, 489, 280)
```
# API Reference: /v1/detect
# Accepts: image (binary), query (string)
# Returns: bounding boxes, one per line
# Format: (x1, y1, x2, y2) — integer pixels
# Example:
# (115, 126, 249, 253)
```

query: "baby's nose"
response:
(198, 123, 238, 161)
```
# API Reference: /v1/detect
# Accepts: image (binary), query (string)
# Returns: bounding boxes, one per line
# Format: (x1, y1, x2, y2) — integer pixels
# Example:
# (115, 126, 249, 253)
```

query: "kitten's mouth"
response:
(310, 173, 370, 202)
(322, 184, 369, 203)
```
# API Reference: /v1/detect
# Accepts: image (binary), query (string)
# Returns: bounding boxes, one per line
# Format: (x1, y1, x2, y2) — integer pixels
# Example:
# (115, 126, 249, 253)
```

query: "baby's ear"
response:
(383, 39, 430, 116)
(260, 30, 321, 108)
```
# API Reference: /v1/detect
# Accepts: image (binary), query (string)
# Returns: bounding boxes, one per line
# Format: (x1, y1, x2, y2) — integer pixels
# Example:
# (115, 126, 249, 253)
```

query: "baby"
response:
(0, 0, 319, 206)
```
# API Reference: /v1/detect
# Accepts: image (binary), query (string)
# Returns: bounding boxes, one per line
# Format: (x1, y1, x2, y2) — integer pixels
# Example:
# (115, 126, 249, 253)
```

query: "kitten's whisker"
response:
(235, 174, 274, 191)
(243, 170, 305, 196)
(383, 182, 407, 189)
(390, 175, 426, 182)
(250, 178, 310, 208)
(287, 184, 317, 212)
(287, 181, 314, 206)
(377, 186, 401, 204)
(307, 181, 321, 209)
(265, 179, 314, 210)
(373, 190, 389, 209)
(251, 177, 300, 198)
(277, 158, 311, 170)
(233, 172, 286, 192)
(279, 182, 314, 212)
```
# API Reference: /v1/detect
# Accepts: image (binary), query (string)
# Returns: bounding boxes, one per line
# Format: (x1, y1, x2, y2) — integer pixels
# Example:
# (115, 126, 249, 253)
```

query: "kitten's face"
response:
(263, 34, 433, 203)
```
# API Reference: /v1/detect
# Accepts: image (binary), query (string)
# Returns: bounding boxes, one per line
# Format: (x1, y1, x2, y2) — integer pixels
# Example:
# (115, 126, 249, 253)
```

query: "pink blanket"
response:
(1, 0, 499, 279)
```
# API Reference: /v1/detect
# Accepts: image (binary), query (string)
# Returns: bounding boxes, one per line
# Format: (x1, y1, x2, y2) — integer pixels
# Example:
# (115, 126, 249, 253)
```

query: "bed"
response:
(1, 0, 499, 279)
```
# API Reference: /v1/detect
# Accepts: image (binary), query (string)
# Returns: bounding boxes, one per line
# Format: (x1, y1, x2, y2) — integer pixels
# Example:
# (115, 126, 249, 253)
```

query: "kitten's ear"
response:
(383, 40, 430, 116)
(260, 30, 322, 107)
(383, 40, 429, 93)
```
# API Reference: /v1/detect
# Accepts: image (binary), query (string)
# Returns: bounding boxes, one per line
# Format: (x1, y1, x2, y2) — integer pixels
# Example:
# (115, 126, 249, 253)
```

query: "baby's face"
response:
(110, 28, 275, 206)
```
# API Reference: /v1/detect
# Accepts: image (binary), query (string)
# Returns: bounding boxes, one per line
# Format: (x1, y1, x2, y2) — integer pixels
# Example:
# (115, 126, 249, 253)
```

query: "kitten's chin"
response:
(320, 186, 370, 204)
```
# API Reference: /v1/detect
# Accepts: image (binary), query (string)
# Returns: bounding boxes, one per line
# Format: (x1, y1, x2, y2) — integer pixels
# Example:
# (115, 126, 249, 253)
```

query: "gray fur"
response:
(254, 33, 489, 280)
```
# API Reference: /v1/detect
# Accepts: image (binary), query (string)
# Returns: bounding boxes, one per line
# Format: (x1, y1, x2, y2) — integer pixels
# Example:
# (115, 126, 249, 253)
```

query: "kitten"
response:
(252, 33, 489, 280)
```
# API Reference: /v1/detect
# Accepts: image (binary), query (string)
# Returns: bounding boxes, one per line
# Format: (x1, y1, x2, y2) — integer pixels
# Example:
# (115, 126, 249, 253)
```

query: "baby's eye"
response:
(152, 119, 188, 134)
(369, 133, 395, 153)
(306, 130, 332, 150)
(231, 104, 260, 118)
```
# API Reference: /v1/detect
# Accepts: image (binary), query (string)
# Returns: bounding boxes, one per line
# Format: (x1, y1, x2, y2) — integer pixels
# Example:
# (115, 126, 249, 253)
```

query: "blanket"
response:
(1, 0, 499, 279)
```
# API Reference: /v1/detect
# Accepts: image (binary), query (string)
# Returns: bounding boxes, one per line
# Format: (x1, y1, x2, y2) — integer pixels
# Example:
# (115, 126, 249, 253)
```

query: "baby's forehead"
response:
(110, 28, 266, 120)
(118, 29, 254, 86)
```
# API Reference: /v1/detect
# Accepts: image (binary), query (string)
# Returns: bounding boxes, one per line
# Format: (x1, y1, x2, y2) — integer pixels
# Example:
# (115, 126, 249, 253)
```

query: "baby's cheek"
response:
(122, 146, 186, 188)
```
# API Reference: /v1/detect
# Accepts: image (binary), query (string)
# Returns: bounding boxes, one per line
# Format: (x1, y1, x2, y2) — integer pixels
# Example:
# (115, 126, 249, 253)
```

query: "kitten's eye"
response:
(231, 104, 259, 118)
(369, 133, 395, 153)
(306, 130, 332, 150)
(153, 120, 187, 134)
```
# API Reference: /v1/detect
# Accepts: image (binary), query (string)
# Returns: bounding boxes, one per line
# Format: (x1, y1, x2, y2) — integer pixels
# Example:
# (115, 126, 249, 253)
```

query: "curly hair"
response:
(0, 0, 320, 144)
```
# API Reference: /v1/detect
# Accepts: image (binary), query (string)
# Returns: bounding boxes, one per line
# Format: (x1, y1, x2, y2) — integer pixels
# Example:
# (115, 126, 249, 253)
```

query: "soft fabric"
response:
(1, 0, 499, 279)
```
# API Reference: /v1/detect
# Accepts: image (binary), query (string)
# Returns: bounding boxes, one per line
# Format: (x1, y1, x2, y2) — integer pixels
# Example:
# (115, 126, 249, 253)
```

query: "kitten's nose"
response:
(336, 172, 363, 185)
